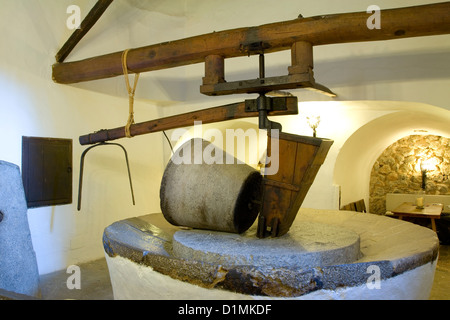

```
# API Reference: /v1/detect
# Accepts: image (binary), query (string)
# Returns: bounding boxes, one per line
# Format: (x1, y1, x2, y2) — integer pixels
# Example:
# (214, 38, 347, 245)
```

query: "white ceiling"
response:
(125, 0, 187, 17)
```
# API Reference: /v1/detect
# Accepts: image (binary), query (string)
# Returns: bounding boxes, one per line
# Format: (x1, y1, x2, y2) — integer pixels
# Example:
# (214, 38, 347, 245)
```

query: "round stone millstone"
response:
(160, 138, 263, 234)
(172, 221, 361, 269)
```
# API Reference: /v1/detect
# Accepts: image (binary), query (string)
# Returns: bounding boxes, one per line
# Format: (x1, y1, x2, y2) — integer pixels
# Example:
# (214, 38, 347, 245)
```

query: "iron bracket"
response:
(77, 139, 135, 211)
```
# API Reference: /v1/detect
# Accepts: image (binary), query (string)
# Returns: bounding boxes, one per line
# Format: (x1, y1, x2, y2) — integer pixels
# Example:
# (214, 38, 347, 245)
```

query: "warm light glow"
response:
(284, 101, 354, 138)
(307, 115, 321, 137)
(419, 157, 438, 172)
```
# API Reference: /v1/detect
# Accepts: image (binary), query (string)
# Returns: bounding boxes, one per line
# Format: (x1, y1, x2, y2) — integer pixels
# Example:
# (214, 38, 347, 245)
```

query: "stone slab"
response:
(0, 161, 40, 297)
(172, 221, 361, 269)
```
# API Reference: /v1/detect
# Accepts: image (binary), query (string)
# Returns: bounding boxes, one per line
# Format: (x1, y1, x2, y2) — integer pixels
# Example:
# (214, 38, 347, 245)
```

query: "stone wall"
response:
(369, 135, 450, 214)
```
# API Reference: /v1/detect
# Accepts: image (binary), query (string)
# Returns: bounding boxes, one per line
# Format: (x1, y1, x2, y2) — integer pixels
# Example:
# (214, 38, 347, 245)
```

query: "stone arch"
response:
(369, 135, 450, 214)
(334, 101, 450, 212)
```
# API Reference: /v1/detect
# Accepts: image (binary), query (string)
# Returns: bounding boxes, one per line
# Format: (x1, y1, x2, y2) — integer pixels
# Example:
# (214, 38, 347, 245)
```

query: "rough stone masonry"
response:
(370, 135, 450, 214)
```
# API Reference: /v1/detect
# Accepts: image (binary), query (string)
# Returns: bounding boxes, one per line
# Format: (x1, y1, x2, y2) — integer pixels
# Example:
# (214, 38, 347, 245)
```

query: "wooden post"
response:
(288, 41, 313, 76)
(202, 55, 225, 85)
(201, 55, 226, 95)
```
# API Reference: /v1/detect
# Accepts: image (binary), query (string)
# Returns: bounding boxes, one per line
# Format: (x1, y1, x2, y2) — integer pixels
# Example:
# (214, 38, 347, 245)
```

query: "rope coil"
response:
(121, 49, 140, 138)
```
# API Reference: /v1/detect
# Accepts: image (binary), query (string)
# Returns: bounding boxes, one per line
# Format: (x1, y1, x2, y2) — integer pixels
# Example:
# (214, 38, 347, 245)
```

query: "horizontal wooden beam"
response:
(79, 97, 298, 145)
(52, 2, 450, 84)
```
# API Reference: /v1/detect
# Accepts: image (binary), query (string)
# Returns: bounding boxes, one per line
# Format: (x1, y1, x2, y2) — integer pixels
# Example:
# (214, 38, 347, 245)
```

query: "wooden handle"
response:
(79, 97, 298, 145)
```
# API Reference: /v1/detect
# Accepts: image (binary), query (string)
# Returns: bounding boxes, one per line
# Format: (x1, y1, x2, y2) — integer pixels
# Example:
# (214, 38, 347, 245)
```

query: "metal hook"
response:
(77, 142, 135, 211)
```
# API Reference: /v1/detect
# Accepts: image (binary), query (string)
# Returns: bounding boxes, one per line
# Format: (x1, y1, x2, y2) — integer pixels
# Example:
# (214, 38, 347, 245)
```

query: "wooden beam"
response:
(79, 97, 298, 145)
(52, 2, 450, 84)
(55, 0, 114, 63)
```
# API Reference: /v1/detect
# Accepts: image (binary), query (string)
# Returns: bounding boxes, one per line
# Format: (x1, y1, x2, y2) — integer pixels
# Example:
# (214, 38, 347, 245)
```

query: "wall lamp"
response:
(419, 158, 437, 190)
(307, 115, 320, 137)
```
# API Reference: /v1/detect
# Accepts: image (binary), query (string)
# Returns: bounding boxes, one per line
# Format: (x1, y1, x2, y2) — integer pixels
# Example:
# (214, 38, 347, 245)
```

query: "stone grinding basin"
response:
(103, 210, 439, 299)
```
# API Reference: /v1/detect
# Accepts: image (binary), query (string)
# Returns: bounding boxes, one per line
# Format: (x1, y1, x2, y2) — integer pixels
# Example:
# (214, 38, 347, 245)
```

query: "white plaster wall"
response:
(0, 0, 170, 274)
(1, 0, 450, 273)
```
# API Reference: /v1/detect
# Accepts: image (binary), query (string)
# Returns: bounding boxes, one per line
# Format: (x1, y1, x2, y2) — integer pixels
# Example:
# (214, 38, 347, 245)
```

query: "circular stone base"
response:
(172, 221, 361, 269)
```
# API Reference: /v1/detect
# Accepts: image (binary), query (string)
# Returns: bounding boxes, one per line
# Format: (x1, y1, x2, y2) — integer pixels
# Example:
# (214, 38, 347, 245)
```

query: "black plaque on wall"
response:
(22, 136, 73, 208)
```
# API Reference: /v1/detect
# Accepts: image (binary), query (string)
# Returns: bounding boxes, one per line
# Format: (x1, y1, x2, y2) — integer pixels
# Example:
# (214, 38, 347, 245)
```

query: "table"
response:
(391, 202, 443, 232)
